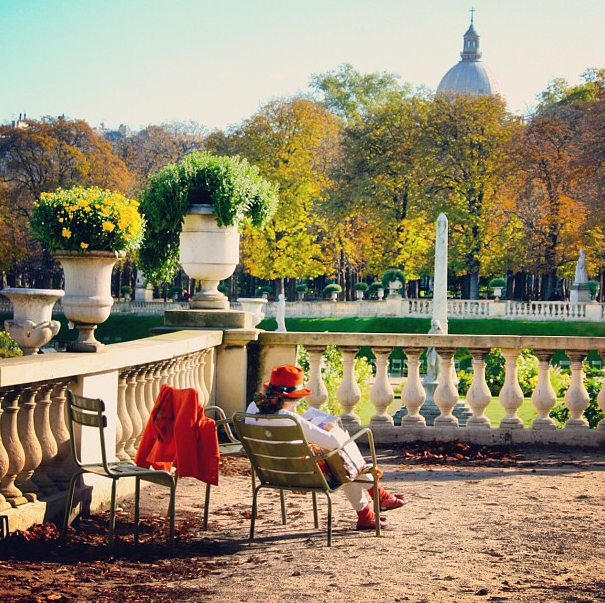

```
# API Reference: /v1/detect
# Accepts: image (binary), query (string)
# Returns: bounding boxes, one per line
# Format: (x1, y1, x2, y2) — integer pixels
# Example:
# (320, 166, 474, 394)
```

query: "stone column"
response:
(16, 384, 43, 501)
(433, 213, 449, 334)
(0, 390, 14, 510)
(336, 346, 362, 430)
(433, 349, 459, 427)
(465, 350, 492, 428)
(0, 389, 27, 506)
(134, 368, 150, 448)
(531, 352, 557, 430)
(48, 381, 74, 487)
(32, 383, 59, 494)
(125, 370, 142, 458)
(499, 349, 524, 429)
(305, 346, 328, 410)
(116, 371, 132, 461)
(564, 351, 590, 429)
(399, 349, 427, 428)
(369, 347, 394, 425)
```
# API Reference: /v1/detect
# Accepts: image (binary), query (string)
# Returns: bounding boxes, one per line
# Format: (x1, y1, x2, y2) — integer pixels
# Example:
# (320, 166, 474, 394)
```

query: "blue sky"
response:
(1, 0, 604, 131)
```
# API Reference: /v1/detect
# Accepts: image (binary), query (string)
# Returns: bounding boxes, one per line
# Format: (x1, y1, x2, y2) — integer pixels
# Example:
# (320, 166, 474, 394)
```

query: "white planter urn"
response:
(237, 298, 268, 326)
(179, 205, 239, 310)
(356, 290, 364, 300)
(2, 288, 64, 355)
(54, 250, 122, 352)
(493, 286, 503, 301)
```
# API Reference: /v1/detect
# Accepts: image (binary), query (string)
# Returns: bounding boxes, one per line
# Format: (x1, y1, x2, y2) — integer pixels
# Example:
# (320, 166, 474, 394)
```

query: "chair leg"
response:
(312, 492, 319, 529)
(280, 490, 287, 525)
(203, 482, 211, 530)
(325, 493, 333, 547)
(62, 470, 82, 538)
(134, 477, 141, 545)
(373, 475, 381, 538)
(108, 479, 118, 550)
(167, 481, 176, 555)
(250, 485, 260, 540)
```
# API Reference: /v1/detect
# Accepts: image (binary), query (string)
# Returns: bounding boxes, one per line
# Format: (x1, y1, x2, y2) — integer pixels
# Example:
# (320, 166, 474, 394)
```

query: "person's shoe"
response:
(368, 486, 410, 511)
(356, 504, 389, 530)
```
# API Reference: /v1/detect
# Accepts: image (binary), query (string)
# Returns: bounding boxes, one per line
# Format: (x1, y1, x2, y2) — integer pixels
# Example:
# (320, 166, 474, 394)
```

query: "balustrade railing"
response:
(258, 332, 605, 447)
(0, 330, 222, 529)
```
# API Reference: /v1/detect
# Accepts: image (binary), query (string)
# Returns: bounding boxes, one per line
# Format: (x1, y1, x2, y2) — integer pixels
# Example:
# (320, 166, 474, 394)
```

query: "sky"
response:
(1, 0, 604, 132)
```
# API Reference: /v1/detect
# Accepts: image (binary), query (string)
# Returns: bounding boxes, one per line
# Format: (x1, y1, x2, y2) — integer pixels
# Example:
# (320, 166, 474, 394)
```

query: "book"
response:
(302, 407, 339, 429)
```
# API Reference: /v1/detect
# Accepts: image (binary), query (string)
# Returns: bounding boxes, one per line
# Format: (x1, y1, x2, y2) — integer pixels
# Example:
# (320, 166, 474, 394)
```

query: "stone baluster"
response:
(498, 348, 524, 428)
(0, 388, 27, 506)
(0, 390, 14, 511)
(369, 347, 394, 426)
(400, 348, 426, 427)
(48, 381, 74, 487)
(16, 384, 43, 501)
(564, 351, 590, 429)
(151, 364, 163, 405)
(174, 356, 185, 389)
(160, 360, 171, 387)
(433, 349, 459, 427)
(596, 350, 605, 431)
(167, 359, 178, 386)
(531, 352, 557, 430)
(336, 346, 362, 430)
(198, 350, 210, 406)
(32, 383, 59, 494)
(125, 370, 142, 457)
(305, 346, 328, 410)
(144, 366, 157, 415)
(116, 371, 132, 460)
(465, 350, 492, 428)
(187, 354, 197, 389)
(135, 368, 150, 448)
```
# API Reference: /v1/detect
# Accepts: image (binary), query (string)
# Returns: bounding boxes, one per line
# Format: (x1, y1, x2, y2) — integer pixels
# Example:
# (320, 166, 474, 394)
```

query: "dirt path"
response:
(1, 446, 604, 603)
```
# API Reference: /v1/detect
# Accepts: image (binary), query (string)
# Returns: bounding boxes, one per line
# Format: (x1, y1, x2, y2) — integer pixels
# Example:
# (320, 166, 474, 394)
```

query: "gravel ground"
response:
(1, 445, 604, 603)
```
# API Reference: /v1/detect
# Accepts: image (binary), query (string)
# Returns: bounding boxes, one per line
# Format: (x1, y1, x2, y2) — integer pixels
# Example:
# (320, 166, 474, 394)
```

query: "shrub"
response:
(368, 281, 382, 298)
(354, 282, 369, 292)
(587, 280, 599, 299)
(489, 277, 506, 289)
(295, 283, 309, 293)
(0, 330, 23, 358)
(322, 283, 342, 298)
(381, 268, 405, 289)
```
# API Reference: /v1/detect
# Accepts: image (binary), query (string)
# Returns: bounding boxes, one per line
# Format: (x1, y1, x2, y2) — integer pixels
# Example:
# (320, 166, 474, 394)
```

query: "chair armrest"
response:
(206, 405, 240, 444)
(316, 427, 378, 468)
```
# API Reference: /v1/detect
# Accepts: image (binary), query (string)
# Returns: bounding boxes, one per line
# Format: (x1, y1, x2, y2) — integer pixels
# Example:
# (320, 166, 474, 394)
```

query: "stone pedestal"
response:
(570, 283, 591, 303)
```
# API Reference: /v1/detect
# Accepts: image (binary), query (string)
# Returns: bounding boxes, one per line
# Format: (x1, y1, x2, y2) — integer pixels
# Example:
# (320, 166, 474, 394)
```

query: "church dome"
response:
(437, 15, 502, 96)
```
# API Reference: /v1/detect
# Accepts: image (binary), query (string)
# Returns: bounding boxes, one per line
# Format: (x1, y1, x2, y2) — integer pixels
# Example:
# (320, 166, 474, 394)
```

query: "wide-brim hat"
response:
(263, 364, 312, 398)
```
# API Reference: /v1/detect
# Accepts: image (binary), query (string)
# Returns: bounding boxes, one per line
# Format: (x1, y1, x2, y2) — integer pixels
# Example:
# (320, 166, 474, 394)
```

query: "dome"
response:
(437, 60, 502, 96)
(437, 15, 502, 97)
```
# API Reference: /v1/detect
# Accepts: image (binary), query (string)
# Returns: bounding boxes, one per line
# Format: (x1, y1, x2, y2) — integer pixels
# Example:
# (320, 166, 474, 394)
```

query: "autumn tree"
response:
(220, 97, 342, 295)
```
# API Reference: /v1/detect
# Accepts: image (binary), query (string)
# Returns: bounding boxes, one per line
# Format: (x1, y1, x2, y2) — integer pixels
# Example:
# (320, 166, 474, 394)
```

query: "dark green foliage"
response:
(381, 268, 405, 289)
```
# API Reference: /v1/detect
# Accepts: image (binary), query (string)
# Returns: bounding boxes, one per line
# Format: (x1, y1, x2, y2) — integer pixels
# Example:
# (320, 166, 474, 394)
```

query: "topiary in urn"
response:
(138, 151, 279, 309)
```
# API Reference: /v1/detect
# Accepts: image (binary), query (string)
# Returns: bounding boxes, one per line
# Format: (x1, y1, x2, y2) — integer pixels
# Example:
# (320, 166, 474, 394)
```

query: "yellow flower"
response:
(80, 242, 89, 249)
(102, 221, 116, 232)
(62, 228, 72, 239)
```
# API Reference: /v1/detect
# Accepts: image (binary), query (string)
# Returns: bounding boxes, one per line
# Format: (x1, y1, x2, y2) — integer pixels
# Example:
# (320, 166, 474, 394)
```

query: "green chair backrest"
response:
(233, 413, 330, 490)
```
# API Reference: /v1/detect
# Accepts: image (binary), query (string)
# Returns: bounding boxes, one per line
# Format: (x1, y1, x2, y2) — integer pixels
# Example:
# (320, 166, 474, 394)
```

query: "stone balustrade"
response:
(255, 299, 605, 321)
(2, 325, 605, 536)
(256, 332, 605, 447)
(0, 330, 223, 532)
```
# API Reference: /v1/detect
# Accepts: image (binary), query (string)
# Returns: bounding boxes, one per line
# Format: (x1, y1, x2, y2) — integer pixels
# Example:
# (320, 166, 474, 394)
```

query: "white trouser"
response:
(341, 473, 374, 511)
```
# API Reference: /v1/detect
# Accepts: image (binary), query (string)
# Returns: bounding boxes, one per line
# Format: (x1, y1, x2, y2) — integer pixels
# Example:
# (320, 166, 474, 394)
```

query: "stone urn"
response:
(237, 298, 268, 326)
(54, 250, 122, 352)
(2, 288, 64, 354)
(492, 286, 503, 301)
(179, 205, 239, 310)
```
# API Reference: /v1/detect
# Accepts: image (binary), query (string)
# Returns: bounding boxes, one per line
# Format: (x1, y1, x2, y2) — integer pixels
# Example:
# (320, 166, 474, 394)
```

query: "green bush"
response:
(322, 283, 342, 298)
(381, 268, 405, 289)
(368, 281, 382, 298)
(489, 277, 506, 288)
(0, 330, 22, 358)
(587, 280, 599, 299)
(295, 283, 309, 293)
(354, 282, 369, 292)
(456, 369, 473, 396)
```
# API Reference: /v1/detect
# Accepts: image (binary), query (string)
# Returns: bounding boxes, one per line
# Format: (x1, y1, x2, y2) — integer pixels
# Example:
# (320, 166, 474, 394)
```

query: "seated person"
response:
(246, 364, 409, 530)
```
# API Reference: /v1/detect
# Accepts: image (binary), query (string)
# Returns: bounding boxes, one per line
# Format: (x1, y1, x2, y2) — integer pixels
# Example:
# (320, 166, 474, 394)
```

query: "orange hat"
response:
(263, 365, 311, 398)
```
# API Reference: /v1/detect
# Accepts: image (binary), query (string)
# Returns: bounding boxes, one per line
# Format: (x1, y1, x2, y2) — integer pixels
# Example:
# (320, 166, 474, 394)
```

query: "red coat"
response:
(135, 384, 220, 486)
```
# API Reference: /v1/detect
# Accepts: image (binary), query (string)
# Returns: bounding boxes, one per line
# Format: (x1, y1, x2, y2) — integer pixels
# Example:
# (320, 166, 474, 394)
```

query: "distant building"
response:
(437, 13, 501, 97)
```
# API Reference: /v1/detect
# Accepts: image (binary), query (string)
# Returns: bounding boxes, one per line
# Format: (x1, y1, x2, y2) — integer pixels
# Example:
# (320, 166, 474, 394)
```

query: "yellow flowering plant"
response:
(30, 186, 143, 253)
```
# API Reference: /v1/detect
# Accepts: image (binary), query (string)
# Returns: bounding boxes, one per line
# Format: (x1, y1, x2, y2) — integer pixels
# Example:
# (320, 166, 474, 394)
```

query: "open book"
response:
(301, 407, 339, 429)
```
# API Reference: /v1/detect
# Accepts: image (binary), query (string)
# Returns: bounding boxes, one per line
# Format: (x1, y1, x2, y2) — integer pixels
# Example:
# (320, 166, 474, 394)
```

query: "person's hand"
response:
(322, 421, 337, 431)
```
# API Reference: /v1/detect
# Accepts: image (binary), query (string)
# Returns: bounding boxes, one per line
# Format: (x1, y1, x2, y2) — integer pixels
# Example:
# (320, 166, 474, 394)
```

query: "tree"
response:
(222, 97, 342, 293)
(420, 94, 518, 299)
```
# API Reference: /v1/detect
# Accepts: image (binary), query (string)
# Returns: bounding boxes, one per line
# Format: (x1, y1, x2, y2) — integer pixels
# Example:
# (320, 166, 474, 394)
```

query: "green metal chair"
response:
(62, 390, 177, 551)
(232, 412, 381, 546)
(202, 405, 245, 530)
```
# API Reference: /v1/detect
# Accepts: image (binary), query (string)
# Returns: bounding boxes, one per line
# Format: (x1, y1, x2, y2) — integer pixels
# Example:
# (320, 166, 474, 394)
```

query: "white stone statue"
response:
(276, 293, 287, 332)
(425, 319, 445, 382)
(574, 249, 588, 284)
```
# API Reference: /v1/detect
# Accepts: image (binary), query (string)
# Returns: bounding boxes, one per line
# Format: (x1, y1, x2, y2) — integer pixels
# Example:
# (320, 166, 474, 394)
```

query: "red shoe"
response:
(356, 504, 389, 530)
(368, 486, 410, 511)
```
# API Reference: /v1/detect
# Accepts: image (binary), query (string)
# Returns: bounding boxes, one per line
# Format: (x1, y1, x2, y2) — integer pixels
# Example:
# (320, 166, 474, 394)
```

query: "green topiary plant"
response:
(354, 282, 369, 292)
(368, 281, 382, 298)
(322, 283, 342, 298)
(296, 283, 309, 293)
(138, 151, 279, 284)
(381, 268, 405, 289)
(587, 280, 599, 299)
(489, 277, 506, 289)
